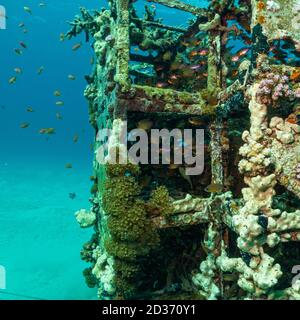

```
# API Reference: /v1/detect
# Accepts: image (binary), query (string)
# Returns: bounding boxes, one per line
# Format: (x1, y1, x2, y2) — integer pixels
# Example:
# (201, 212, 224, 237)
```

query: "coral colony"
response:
(71, 0, 300, 300)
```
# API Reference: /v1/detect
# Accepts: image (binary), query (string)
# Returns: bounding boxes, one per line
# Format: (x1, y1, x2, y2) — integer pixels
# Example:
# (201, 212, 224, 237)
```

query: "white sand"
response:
(0, 160, 97, 300)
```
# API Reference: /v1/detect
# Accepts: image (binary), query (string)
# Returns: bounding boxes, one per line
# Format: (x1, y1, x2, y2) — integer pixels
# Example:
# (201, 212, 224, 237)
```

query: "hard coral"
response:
(256, 73, 297, 106)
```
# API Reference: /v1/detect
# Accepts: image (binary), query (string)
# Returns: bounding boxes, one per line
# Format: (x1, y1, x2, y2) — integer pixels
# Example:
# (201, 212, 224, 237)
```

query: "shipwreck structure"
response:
(70, 0, 300, 300)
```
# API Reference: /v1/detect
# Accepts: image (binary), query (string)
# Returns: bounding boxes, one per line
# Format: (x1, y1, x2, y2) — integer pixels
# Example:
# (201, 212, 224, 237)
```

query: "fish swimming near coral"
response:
(69, 193, 76, 200)
(55, 112, 63, 120)
(9, 76, 17, 84)
(205, 183, 223, 193)
(14, 68, 22, 74)
(188, 117, 205, 126)
(26, 107, 34, 113)
(24, 6, 32, 15)
(39, 128, 56, 135)
(59, 33, 65, 42)
(68, 74, 76, 81)
(73, 134, 79, 143)
(137, 119, 153, 130)
(72, 42, 82, 51)
(14, 49, 23, 55)
(20, 122, 30, 129)
(37, 66, 45, 75)
(19, 41, 27, 49)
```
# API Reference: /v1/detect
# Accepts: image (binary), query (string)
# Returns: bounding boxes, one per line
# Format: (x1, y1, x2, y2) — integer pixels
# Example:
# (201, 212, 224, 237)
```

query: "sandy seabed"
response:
(0, 159, 97, 300)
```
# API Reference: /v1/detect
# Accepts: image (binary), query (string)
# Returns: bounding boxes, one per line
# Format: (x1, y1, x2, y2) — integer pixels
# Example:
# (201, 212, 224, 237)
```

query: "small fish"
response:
(73, 134, 79, 143)
(39, 3, 46, 7)
(54, 90, 61, 97)
(137, 119, 153, 130)
(69, 192, 76, 199)
(179, 167, 193, 189)
(20, 122, 30, 129)
(65, 163, 73, 169)
(231, 55, 240, 62)
(59, 33, 65, 42)
(9, 76, 17, 84)
(190, 65, 201, 71)
(26, 107, 34, 112)
(39, 128, 56, 135)
(188, 117, 205, 126)
(168, 163, 181, 170)
(169, 74, 178, 80)
(90, 56, 94, 65)
(56, 101, 64, 106)
(14, 67, 22, 74)
(14, 48, 23, 55)
(72, 42, 82, 51)
(68, 74, 76, 81)
(19, 41, 27, 49)
(24, 7, 32, 15)
(238, 48, 250, 57)
(55, 112, 63, 120)
(156, 82, 168, 88)
(205, 183, 223, 193)
(37, 66, 44, 75)
(18, 22, 25, 28)
(23, 29, 28, 34)
(189, 50, 199, 57)
(198, 49, 209, 56)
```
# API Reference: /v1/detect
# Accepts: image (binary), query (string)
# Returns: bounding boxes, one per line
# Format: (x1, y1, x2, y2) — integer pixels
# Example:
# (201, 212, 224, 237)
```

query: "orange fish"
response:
(198, 49, 209, 56)
(290, 71, 300, 81)
(231, 55, 240, 62)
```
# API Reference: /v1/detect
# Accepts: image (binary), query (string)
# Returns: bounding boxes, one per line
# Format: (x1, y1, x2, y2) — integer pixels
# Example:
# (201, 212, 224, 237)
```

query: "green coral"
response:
(147, 185, 173, 217)
(83, 267, 98, 288)
(103, 163, 160, 298)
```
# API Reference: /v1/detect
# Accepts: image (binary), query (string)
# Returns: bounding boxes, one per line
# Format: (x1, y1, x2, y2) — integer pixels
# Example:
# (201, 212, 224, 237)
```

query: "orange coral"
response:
(257, 1, 265, 10)
(257, 15, 266, 24)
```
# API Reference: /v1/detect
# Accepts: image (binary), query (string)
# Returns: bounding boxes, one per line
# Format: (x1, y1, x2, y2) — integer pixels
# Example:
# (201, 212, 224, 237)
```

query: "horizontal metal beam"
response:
(147, 0, 207, 17)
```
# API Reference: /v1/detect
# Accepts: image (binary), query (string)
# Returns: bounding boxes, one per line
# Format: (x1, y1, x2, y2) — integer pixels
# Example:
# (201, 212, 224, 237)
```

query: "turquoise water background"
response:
(0, 0, 207, 300)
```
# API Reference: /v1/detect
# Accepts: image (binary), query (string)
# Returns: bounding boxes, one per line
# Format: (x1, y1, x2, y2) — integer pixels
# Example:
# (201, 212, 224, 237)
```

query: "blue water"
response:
(0, 0, 210, 300)
(0, 0, 107, 300)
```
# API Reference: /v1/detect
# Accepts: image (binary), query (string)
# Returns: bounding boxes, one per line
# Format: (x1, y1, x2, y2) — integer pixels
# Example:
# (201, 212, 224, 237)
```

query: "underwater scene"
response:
(1, 0, 300, 301)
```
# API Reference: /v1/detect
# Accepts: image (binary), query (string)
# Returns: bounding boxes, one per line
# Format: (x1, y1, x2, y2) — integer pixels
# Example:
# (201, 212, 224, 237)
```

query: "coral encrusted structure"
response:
(70, 0, 300, 300)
